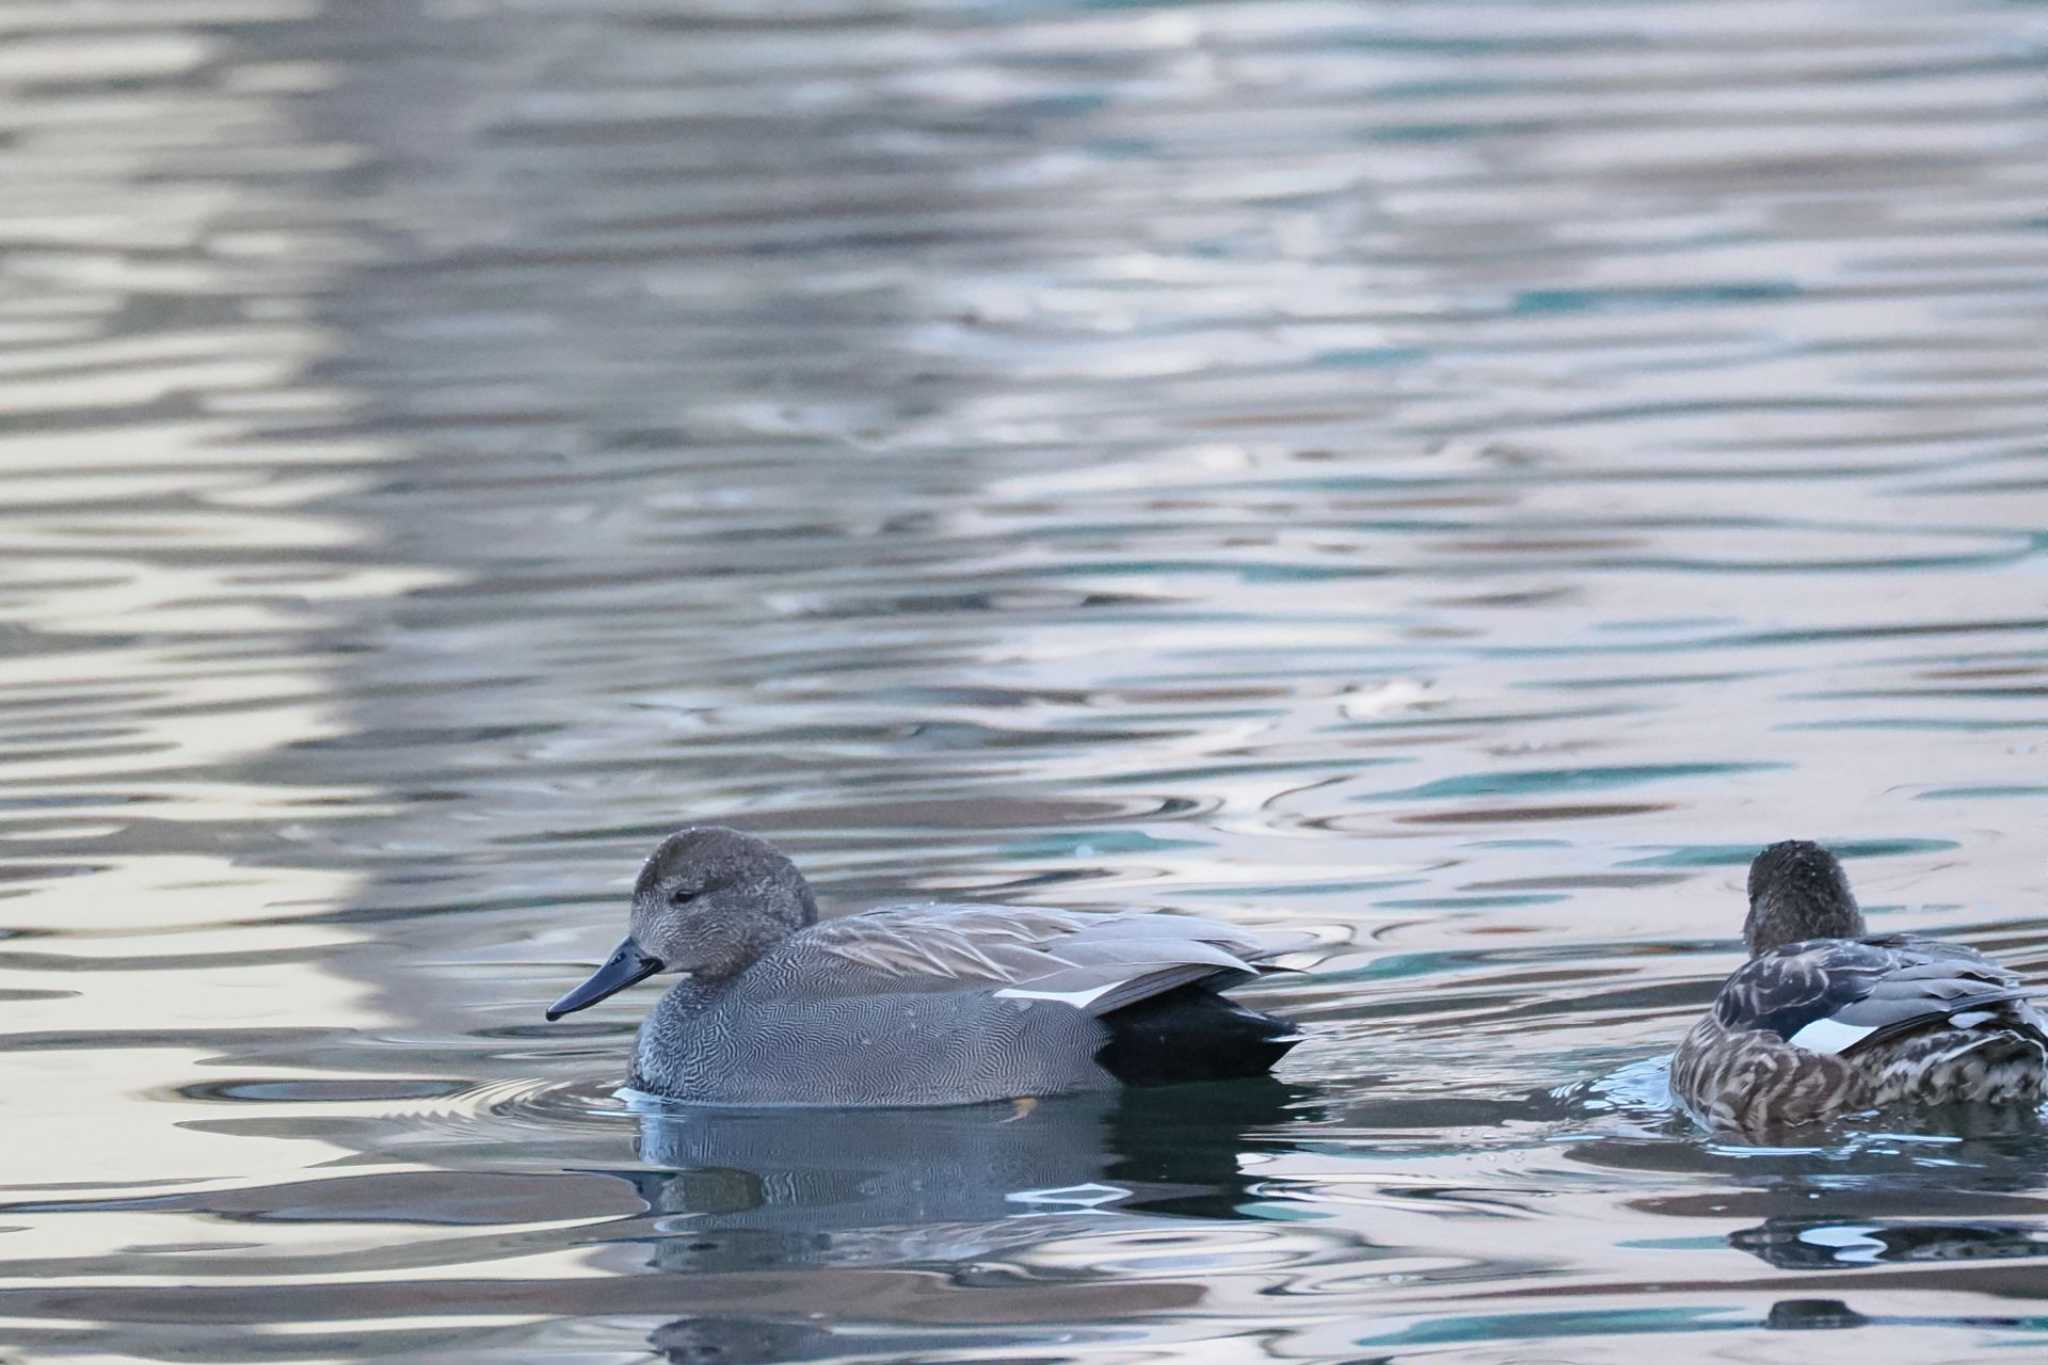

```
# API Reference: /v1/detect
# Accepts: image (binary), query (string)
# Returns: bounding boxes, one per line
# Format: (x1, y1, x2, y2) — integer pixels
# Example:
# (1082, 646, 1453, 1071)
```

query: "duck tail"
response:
(1095, 984, 1302, 1086)
(1869, 1014, 2048, 1108)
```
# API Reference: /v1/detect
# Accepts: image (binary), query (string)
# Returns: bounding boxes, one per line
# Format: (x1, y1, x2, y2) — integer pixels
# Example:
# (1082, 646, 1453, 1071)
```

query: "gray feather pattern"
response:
(627, 898, 1311, 1104)
(806, 902, 1285, 1005)
(1714, 934, 2037, 1051)
(1832, 984, 2032, 1038)
(997, 957, 1257, 1016)
(592, 827, 1311, 1106)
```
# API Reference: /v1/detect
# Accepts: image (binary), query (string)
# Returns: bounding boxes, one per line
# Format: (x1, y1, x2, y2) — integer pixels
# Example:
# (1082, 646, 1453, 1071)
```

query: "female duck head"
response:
(545, 826, 818, 1019)
(1742, 839, 1864, 955)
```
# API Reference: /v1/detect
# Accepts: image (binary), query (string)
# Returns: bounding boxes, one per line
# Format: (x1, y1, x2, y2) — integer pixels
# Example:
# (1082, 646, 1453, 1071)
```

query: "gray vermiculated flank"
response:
(550, 827, 1310, 1106)
(1671, 840, 2048, 1136)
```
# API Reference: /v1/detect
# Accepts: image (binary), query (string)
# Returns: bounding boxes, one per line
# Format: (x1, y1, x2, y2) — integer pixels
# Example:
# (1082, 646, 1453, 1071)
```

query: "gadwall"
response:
(1671, 840, 2046, 1134)
(545, 827, 1309, 1105)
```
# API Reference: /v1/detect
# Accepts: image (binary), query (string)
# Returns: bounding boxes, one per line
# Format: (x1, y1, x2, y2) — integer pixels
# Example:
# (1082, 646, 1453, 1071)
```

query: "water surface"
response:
(3, 0, 2048, 1360)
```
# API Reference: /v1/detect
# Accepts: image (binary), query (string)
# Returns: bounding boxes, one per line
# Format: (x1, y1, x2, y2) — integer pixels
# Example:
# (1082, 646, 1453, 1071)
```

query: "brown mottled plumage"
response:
(1672, 840, 2048, 1136)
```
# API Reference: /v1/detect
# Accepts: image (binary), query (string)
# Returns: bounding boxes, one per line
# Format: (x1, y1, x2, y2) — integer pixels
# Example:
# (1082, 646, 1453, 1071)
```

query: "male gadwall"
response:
(545, 826, 1309, 1105)
(1671, 840, 2046, 1134)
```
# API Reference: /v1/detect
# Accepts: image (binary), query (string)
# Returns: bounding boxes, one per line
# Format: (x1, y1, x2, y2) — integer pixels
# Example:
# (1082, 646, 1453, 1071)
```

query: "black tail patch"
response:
(1095, 983, 1301, 1086)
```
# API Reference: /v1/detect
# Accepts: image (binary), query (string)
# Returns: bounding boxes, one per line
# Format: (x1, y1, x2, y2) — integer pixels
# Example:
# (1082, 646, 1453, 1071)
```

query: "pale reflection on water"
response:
(3, 0, 2048, 1359)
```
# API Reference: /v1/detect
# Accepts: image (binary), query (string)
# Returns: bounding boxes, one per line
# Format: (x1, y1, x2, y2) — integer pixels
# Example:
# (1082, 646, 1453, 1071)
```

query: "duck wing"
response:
(801, 902, 1312, 1017)
(1715, 934, 2041, 1056)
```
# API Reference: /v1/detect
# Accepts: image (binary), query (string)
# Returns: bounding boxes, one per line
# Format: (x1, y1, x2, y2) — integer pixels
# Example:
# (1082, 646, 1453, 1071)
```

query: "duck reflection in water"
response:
(618, 1079, 1333, 1363)
(1762, 1297, 2035, 1337)
(1764, 1300, 1870, 1331)
(1734, 1215, 2048, 1271)
(647, 1315, 1042, 1365)
(621, 1078, 1323, 1273)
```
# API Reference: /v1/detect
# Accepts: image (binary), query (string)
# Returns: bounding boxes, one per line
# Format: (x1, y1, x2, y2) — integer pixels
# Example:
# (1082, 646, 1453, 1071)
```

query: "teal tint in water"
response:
(1356, 762, 1786, 801)
(3, 0, 2048, 1359)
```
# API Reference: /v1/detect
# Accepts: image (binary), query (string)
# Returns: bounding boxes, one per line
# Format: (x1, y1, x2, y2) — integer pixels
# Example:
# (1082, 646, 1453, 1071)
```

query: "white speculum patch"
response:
(994, 981, 1120, 1010)
(1786, 1016, 1879, 1054)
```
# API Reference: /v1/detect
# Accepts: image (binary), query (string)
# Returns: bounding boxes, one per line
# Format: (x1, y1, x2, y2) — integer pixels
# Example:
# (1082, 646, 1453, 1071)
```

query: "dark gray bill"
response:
(545, 936, 663, 1020)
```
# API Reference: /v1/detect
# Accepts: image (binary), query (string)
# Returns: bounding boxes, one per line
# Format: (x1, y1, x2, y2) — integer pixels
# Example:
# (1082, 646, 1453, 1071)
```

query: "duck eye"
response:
(669, 887, 699, 908)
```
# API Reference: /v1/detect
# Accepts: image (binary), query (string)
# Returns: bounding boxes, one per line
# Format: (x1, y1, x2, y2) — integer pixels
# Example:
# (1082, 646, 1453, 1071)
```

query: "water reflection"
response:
(6, 0, 2048, 1358)
(647, 1316, 1037, 1365)
(631, 1081, 1320, 1270)
(1735, 1220, 2048, 1271)
(1763, 1299, 1869, 1331)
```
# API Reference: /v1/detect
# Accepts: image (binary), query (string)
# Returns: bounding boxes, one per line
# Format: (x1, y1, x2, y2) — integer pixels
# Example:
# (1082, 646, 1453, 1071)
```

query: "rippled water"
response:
(4, 0, 2048, 1359)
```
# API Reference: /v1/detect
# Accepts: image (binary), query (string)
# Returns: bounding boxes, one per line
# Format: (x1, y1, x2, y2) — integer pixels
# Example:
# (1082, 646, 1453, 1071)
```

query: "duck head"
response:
(1742, 839, 1864, 955)
(545, 826, 819, 1020)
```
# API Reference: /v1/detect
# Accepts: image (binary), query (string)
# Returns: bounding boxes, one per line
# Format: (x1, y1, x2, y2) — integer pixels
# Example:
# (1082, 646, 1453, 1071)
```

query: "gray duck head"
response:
(1742, 839, 1864, 955)
(545, 826, 819, 1020)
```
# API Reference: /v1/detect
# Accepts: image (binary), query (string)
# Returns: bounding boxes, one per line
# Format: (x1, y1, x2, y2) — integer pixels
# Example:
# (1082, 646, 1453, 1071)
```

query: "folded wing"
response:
(805, 902, 1313, 1016)
(1717, 934, 2039, 1057)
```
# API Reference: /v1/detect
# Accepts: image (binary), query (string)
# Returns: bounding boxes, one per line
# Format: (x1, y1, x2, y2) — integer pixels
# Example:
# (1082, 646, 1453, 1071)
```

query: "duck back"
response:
(1096, 984, 1302, 1086)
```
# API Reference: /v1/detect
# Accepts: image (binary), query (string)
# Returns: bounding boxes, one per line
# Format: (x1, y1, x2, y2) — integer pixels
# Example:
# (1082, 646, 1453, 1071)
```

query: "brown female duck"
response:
(1672, 840, 2047, 1135)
